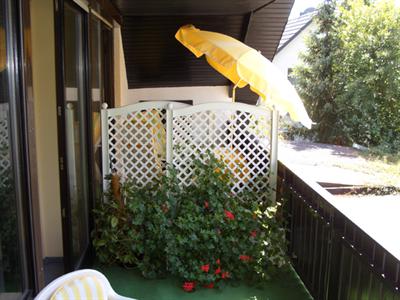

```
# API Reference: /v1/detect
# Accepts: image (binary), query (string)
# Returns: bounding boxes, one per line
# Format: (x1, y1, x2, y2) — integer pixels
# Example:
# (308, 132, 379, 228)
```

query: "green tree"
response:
(293, 0, 400, 153)
(293, 0, 344, 144)
(336, 0, 400, 152)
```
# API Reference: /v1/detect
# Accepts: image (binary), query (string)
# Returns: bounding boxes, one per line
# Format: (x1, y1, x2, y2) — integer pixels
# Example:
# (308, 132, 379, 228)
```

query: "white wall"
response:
(273, 22, 316, 77)
(124, 86, 232, 106)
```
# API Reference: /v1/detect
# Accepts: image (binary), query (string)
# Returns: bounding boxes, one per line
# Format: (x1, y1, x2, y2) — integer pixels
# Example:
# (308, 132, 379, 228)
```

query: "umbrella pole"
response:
(230, 81, 242, 148)
(232, 86, 236, 102)
(231, 80, 243, 102)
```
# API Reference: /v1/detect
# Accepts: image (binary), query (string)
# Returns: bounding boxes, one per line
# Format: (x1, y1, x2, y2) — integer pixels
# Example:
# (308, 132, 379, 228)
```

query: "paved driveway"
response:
(278, 140, 397, 187)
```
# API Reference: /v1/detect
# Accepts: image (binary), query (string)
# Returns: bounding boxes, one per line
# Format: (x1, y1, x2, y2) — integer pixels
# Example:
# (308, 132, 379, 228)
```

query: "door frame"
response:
(54, 0, 117, 272)
(54, 0, 93, 272)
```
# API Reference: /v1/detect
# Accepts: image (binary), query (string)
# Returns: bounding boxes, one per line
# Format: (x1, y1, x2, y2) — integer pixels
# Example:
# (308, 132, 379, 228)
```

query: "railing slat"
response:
(279, 160, 400, 300)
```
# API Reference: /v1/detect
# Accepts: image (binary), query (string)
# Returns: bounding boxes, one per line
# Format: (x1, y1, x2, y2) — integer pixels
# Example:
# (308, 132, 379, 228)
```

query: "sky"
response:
(289, 0, 323, 19)
(289, 0, 400, 19)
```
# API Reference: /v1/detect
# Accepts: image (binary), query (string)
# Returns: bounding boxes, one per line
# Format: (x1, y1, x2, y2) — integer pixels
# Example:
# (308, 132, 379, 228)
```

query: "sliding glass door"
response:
(0, 4, 23, 291)
(89, 15, 113, 205)
(0, 0, 34, 297)
(56, 0, 114, 271)
(62, 2, 90, 270)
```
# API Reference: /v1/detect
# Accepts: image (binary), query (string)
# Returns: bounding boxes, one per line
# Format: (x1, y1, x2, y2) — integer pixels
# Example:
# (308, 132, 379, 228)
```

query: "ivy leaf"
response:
(111, 216, 118, 228)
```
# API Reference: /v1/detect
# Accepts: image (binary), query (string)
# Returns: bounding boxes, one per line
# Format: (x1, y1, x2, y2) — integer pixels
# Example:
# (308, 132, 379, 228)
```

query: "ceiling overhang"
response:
(112, 0, 278, 16)
(111, 0, 295, 103)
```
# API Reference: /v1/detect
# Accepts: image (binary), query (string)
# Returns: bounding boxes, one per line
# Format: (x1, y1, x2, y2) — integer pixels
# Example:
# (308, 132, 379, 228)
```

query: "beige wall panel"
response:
(30, 0, 63, 257)
(113, 23, 128, 107)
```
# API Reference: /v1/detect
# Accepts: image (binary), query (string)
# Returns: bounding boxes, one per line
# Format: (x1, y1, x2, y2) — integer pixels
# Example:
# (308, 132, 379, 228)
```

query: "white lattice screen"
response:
(0, 104, 10, 187)
(102, 102, 277, 199)
(102, 102, 189, 186)
(172, 103, 272, 198)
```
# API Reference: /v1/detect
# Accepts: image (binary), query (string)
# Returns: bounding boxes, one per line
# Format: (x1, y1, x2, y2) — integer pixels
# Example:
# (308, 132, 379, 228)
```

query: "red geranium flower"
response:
(201, 264, 209, 272)
(204, 201, 209, 209)
(224, 210, 235, 220)
(204, 282, 214, 289)
(221, 272, 230, 279)
(216, 258, 220, 265)
(239, 255, 251, 261)
(215, 267, 221, 275)
(161, 203, 169, 213)
(182, 281, 195, 292)
(250, 230, 257, 237)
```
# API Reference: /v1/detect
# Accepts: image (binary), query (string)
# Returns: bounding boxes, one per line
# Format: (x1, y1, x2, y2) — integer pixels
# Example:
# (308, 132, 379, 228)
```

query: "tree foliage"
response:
(293, 0, 400, 153)
(294, 0, 343, 144)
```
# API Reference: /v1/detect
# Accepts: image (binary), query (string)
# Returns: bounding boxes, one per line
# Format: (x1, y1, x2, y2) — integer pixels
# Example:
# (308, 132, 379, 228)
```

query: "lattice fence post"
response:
(166, 103, 173, 168)
(101, 103, 110, 191)
(270, 108, 279, 203)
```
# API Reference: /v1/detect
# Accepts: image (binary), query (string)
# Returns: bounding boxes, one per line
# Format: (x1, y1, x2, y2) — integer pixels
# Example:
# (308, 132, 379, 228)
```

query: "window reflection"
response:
(0, 0, 22, 297)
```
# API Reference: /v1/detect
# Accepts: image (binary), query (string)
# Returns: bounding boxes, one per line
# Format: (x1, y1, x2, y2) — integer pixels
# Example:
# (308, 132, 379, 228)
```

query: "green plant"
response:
(92, 175, 139, 267)
(166, 152, 288, 289)
(92, 172, 181, 278)
(92, 152, 288, 291)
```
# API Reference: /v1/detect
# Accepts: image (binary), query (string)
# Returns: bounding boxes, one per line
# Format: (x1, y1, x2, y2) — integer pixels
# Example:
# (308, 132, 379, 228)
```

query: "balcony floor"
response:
(96, 265, 312, 300)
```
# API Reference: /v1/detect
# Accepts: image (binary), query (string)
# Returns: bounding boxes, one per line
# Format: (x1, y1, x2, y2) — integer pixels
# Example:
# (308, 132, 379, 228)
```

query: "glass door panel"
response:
(89, 17, 113, 203)
(89, 17, 104, 203)
(63, 3, 89, 268)
(0, 0, 27, 297)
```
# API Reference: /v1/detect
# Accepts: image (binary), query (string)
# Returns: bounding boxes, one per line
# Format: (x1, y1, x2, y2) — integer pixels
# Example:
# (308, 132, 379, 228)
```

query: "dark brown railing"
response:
(278, 160, 400, 300)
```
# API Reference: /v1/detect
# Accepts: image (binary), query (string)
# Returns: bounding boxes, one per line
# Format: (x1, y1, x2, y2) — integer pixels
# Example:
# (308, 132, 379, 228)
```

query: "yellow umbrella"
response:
(175, 24, 313, 128)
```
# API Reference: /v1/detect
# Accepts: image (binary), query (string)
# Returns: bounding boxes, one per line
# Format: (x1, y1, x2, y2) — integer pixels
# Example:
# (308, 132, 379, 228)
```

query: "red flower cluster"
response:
(204, 282, 214, 289)
(201, 264, 209, 272)
(161, 203, 169, 213)
(221, 271, 230, 279)
(224, 210, 235, 220)
(216, 258, 220, 265)
(215, 267, 221, 275)
(182, 281, 195, 292)
(250, 230, 257, 237)
(204, 201, 209, 209)
(239, 255, 251, 261)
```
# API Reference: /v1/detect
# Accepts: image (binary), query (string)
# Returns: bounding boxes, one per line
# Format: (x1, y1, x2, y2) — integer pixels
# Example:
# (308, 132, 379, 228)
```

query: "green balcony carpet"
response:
(96, 265, 313, 300)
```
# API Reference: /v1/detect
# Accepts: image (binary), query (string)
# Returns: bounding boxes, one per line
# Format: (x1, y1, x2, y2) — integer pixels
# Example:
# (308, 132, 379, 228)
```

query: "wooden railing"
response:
(278, 160, 400, 300)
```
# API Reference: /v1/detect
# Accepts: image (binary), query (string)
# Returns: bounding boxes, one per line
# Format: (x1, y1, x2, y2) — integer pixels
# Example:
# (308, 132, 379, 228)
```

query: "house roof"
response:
(277, 9, 317, 52)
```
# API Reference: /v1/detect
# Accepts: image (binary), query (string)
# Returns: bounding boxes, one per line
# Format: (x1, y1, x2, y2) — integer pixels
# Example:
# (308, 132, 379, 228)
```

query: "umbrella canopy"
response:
(175, 24, 313, 128)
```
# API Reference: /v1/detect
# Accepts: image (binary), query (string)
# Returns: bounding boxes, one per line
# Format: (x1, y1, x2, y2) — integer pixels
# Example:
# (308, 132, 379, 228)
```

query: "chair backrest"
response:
(34, 269, 116, 300)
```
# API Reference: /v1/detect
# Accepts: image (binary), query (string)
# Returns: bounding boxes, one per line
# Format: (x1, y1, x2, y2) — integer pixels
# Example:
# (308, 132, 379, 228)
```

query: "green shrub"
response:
(166, 153, 287, 288)
(292, 0, 400, 153)
(92, 172, 179, 278)
(92, 152, 288, 291)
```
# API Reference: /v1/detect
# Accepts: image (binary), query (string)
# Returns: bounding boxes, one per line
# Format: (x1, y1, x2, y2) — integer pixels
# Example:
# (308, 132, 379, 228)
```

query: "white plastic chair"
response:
(34, 269, 136, 300)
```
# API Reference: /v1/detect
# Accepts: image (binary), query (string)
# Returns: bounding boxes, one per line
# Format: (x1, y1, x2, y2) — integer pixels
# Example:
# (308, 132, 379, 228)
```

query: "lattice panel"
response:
(106, 108, 167, 185)
(0, 104, 11, 187)
(172, 109, 271, 198)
